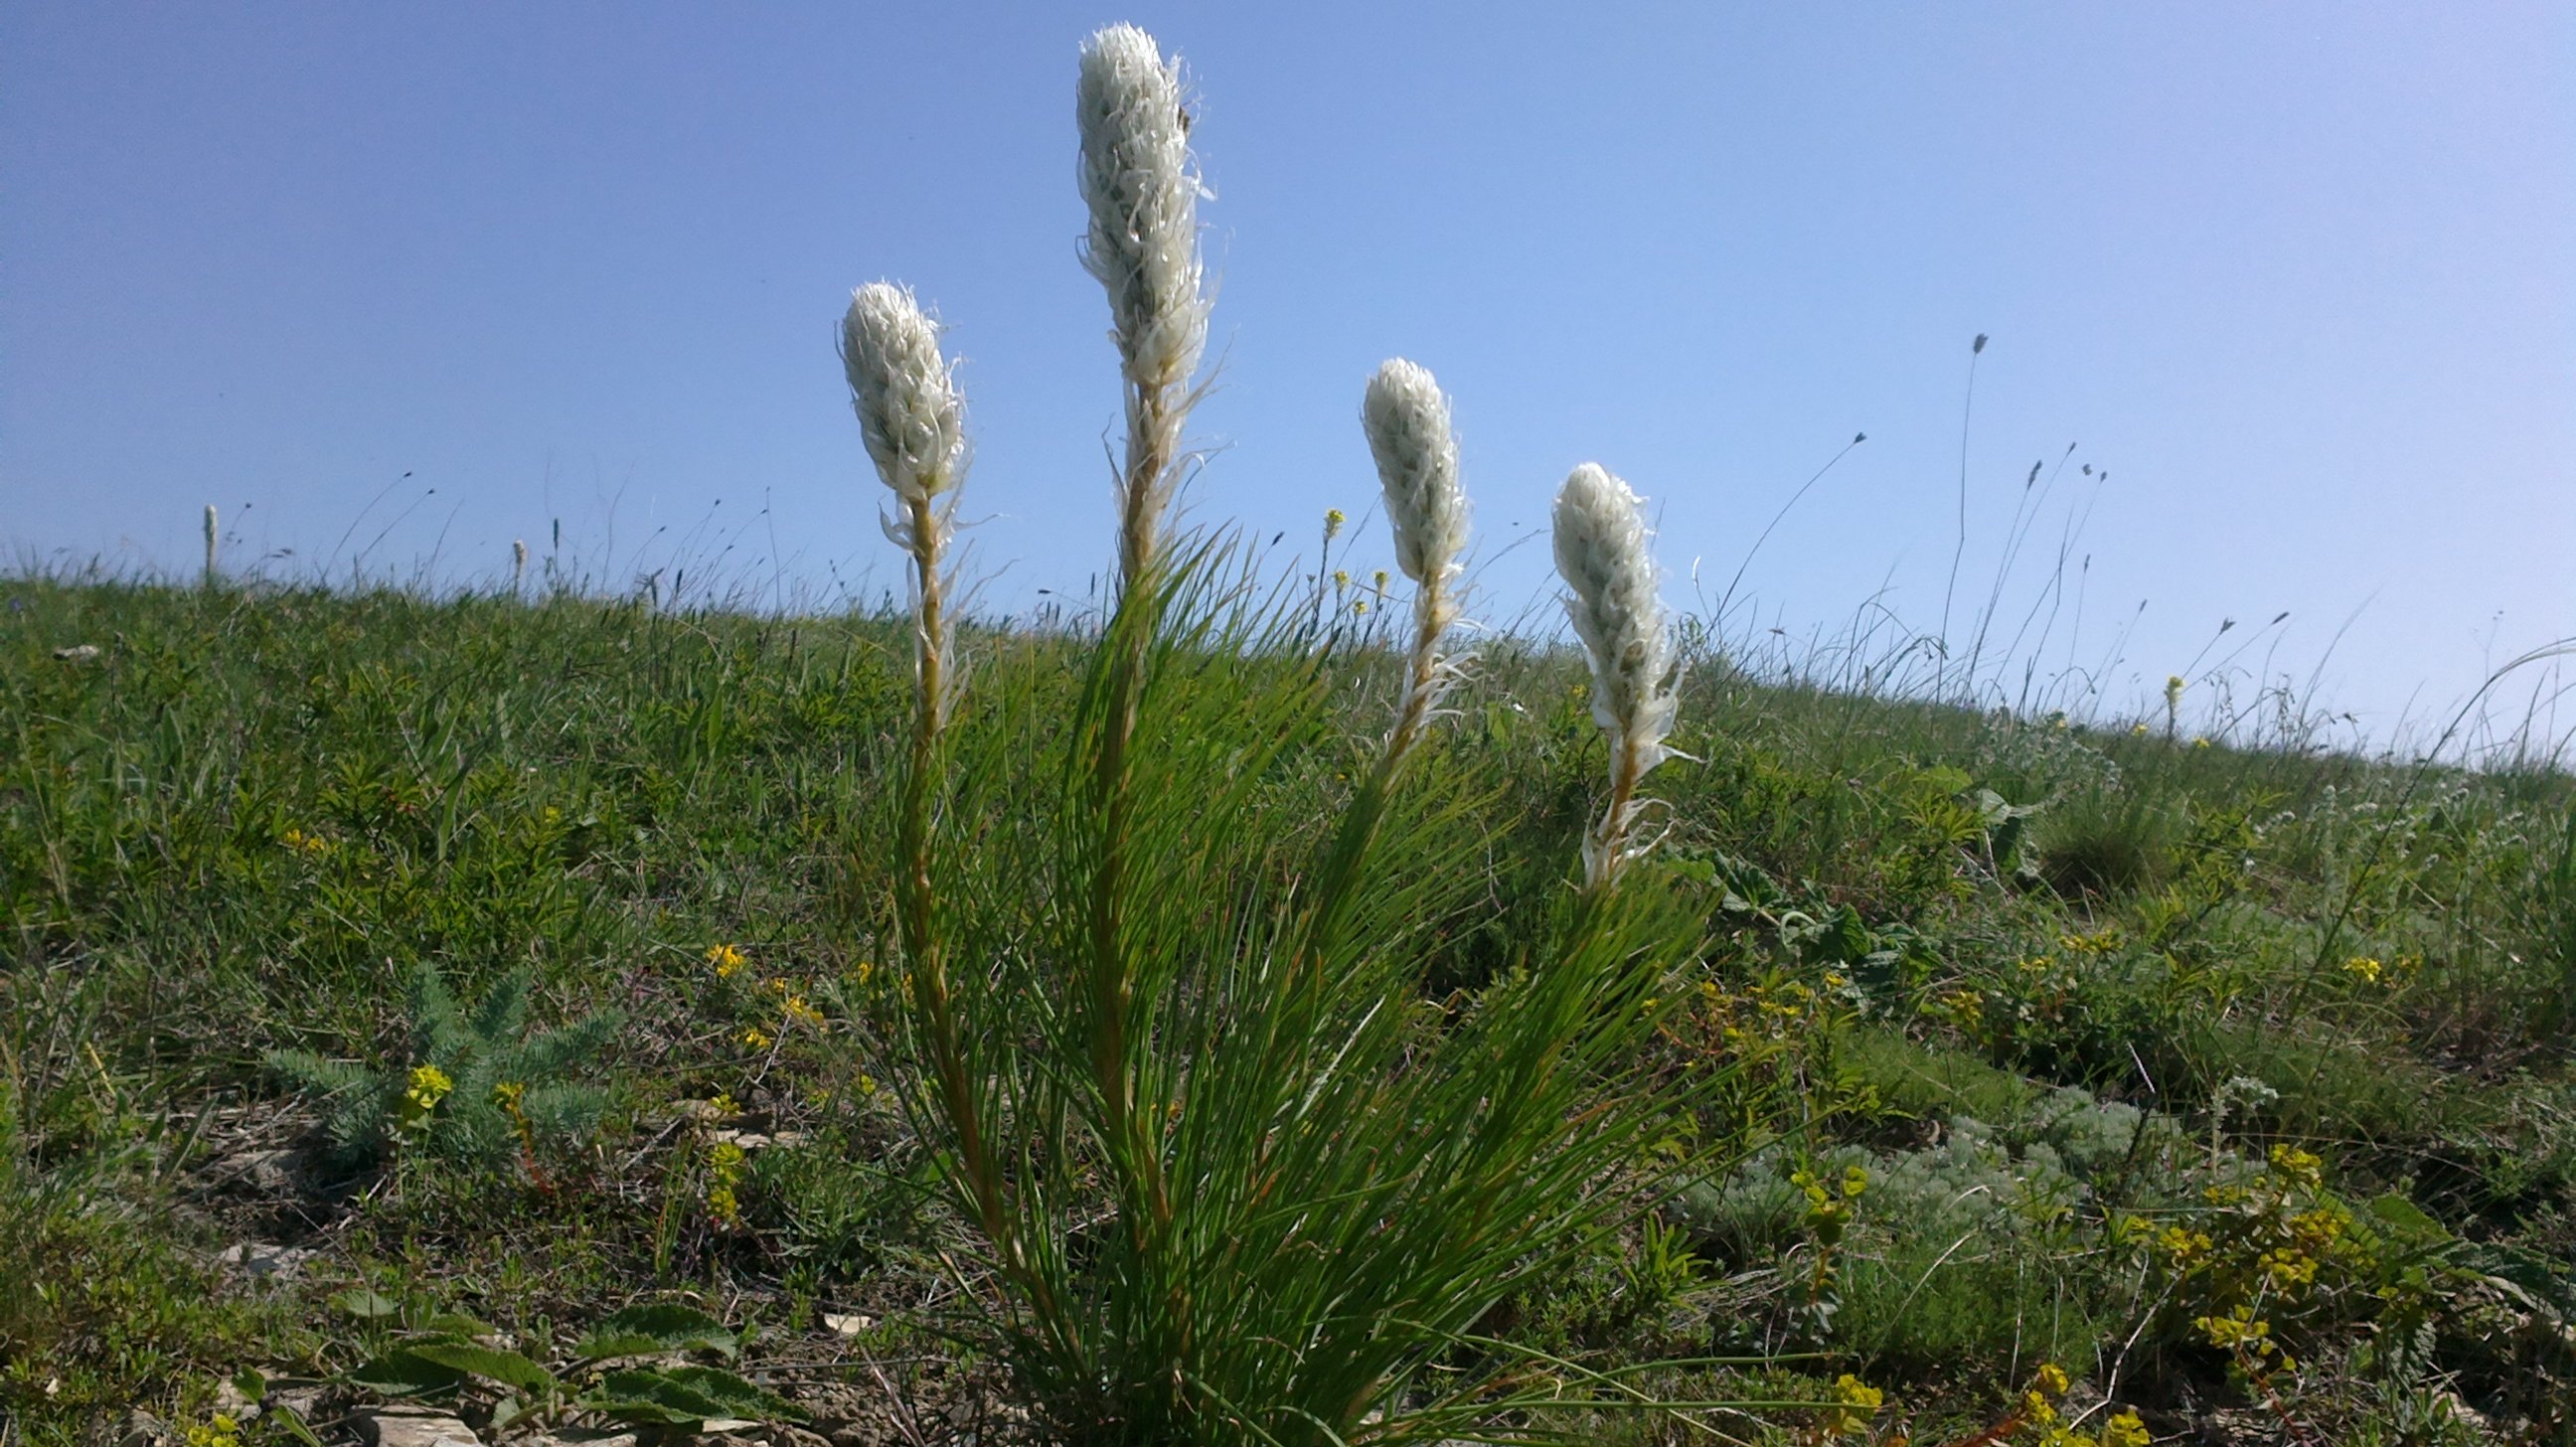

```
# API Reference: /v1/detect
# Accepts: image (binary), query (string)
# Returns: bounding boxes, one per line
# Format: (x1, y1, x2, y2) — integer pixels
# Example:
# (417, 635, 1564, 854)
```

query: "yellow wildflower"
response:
(2269, 1144, 2324, 1186)
(706, 1139, 748, 1225)
(402, 1064, 452, 1114)
(2340, 955, 2383, 984)
(706, 943, 747, 978)
(741, 1027, 773, 1049)
(2101, 1410, 2151, 1447)
(1819, 1373, 1882, 1436)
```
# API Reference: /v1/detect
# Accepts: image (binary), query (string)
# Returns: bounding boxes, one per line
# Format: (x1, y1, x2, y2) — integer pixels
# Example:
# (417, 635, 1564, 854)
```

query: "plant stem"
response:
(893, 494, 1057, 1331)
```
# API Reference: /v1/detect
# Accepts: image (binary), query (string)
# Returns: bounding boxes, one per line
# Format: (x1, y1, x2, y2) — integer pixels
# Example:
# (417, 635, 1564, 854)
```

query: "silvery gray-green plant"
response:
(1552, 462, 1682, 887)
(512, 538, 528, 594)
(846, 26, 1718, 1446)
(202, 504, 219, 587)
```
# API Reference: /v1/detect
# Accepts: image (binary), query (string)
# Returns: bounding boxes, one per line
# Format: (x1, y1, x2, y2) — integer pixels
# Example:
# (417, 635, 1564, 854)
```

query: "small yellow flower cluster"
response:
(1930, 987, 1985, 1029)
(1818, 1372, 1882, 1437)
(1948, 1361, 2147, 1447)
(1794, 1164, 1869, 1231)
(1692, 975, 1833, 1049)
(2194, 1303, 2292, 1369)
(2155, 1223, 2216, 1264)
(280, 828, 333, 856)
(706, 1138, 748, 1226)
(396, 1063, 453, 1138)
(2019, 1362, 2071, 1427)
(766, 976, 826, 1028)
(2339, 954, 2384, 985)
(2268, 1144, 2324, 1188)
(714, 946, 834, 1049)
(184, 1414, 242, 1447)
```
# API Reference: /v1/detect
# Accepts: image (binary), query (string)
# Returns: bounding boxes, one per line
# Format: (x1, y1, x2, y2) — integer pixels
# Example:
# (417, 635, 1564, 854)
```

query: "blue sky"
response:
(5, 2, 2570, 744)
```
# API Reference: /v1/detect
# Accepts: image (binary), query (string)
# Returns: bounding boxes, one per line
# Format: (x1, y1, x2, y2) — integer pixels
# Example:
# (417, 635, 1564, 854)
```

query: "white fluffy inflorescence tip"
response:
(841, 282, 965, 506)
(1552, 463, 1677, 767)
(1076, 24, 1208, 391)
(1362, 360, 1467, 586)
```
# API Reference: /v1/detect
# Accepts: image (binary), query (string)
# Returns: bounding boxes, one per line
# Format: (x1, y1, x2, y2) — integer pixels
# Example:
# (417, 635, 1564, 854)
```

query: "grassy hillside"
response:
(5, 577, 2572, 1445)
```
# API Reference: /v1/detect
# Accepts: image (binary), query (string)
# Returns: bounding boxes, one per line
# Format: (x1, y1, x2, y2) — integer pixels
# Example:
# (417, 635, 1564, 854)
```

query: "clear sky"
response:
(5, 2, 2570, 745)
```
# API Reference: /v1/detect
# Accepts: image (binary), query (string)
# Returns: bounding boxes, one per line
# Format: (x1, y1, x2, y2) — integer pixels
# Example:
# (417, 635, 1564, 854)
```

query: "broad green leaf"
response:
(331, 1288, 402, 1321)
(403, 1342, 556, 1395)
(575, 1302, 739, 1361)
(2366, 1193, 2443, 1237)
(411, 1312, 502, 1341)
(589, 1365, 807, 1424)
(347, 1348, 466, 1395)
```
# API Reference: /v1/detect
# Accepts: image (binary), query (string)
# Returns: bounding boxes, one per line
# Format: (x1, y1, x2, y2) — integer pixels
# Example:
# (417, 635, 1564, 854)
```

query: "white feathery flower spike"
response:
(1077, 24, 1209, 581)
(1363, 360, 1468, 592)
(1077, 25, 1208, 395)
(1362, 359, 1472, 765)
(842, 282, 966, 514)
(1552, 463, 1683, 887)
(841, 280, 968, 727)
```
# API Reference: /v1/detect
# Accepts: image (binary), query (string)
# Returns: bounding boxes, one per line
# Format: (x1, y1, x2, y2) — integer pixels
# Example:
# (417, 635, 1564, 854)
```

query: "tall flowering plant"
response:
(838, 27, 1719, 1446)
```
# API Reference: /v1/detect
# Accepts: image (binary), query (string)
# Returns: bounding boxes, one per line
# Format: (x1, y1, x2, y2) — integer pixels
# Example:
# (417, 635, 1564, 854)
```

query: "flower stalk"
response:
(1071, 23, 1209, 1279)
(840, 280, 1046, 1314)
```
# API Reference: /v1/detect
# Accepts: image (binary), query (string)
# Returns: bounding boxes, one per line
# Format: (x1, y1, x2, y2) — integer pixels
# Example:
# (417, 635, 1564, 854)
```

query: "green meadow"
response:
(4, 572, 2570, 1444)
